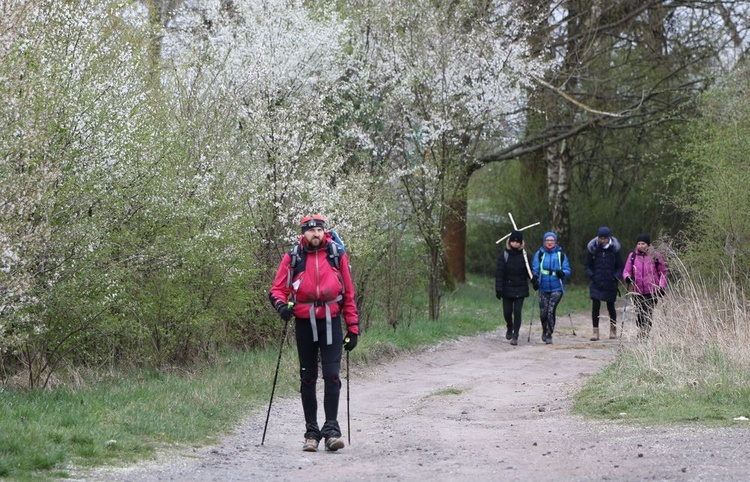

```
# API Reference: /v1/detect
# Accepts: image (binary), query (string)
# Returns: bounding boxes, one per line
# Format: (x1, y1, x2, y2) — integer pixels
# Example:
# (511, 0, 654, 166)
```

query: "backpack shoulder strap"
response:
(289, 244, 305, 270)
(327, 241, 341, 270)
(287, 244, 306, 287)
(503, 251, 509, 263)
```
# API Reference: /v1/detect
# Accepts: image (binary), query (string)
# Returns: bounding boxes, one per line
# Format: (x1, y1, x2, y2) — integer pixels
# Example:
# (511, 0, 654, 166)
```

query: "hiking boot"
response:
(324, 437, 345, 452)
(545, 333, 553, 345)
(590, 327, 599, 341)
(510, 336, 518, 346)
(302, 438, 320, 452)
(505, 326, 513, 340)
(609, 324, 617, 339)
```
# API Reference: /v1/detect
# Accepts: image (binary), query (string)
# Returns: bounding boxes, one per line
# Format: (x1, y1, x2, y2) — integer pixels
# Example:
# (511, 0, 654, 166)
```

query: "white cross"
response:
(495, 212, 539, 280)
(495, 212, 540, 244)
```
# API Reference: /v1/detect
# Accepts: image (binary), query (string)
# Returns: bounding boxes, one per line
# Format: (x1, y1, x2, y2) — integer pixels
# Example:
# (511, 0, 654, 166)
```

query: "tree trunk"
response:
(546, 140, 572, 249)
(427, 243, 442, 320)
(443, 196, 467, 284)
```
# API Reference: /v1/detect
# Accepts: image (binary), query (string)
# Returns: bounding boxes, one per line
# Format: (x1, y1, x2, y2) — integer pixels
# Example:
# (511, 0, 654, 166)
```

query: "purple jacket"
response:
(623, 249, 668, 295)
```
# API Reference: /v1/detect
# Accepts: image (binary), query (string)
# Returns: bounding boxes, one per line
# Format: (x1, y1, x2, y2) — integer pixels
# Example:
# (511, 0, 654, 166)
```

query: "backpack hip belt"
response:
(296, 295, 343, 345)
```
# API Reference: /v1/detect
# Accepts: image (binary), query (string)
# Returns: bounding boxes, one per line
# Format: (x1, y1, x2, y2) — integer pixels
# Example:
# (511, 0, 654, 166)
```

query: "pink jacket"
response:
(623, 249, 668, 295)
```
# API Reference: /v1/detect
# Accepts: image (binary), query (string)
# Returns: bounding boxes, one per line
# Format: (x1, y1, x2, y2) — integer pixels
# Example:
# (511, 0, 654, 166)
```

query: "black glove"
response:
(623, 276, 632, 285)
(344, 332, 358, 351)
(556, 270, 565, 279)
(531, 276, 539, 291)
(496, 291, 503, 300)
(276, 302, 294, 322)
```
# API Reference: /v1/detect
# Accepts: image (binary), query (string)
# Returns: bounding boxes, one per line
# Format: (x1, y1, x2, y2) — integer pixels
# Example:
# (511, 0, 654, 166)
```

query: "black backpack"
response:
(289, 241, 342, 275)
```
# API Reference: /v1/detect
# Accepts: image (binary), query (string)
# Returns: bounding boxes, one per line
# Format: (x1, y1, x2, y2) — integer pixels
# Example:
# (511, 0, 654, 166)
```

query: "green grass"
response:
(0, 349, 299, 481)
(573, 268, 750, 426)
(573, 352, 750, 425)
(425, 387, 465, 397)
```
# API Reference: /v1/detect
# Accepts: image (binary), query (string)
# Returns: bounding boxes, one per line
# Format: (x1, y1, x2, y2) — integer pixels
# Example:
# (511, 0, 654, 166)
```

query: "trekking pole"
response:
(619, 294, 628, 342)
(560, 279, 576, 336)
(261, 315, 290, 446)
(527, 291, 537, 343)
(346, 349, 351, 445)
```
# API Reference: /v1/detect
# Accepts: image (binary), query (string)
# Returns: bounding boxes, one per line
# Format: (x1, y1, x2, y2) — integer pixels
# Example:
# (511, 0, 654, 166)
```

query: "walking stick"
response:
(261, 316, 290, 445)
(619, 293, 628, 342)
(346, 349, 351, 445)
(527, 291, 537, 343)
(559, 279, 576, 336)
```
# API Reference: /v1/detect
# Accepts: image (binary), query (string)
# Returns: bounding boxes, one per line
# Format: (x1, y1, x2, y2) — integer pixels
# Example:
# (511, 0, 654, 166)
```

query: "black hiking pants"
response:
(295, 315, 343, 441)
(502, 297, 525, 337)
(591, 299, 617, 328)
(632, 293, 658, 338)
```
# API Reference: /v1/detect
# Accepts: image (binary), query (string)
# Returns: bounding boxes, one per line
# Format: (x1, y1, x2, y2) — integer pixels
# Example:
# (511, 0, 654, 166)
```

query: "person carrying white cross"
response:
(495, 230, 532, 345)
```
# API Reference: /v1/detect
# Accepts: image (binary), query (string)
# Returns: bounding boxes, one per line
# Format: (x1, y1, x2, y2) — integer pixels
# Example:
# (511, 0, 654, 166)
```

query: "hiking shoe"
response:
(510, 337, 518, 346)
(302, 438, 320, 452)
(505, 327, 512, 340)
(545, 334, 553, 345)
(324, 437, 345, 452)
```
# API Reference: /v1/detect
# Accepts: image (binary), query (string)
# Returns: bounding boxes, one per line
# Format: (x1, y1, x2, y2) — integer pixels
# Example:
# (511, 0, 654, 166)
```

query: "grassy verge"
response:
(574, 264, 750, 426)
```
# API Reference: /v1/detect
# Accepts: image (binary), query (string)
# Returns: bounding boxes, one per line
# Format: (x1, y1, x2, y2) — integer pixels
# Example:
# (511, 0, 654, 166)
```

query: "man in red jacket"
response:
(269, 213, 359, 452)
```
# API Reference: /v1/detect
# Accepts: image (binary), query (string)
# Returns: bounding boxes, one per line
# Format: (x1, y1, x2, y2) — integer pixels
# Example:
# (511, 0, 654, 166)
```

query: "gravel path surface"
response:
(71, 313, 750, 481)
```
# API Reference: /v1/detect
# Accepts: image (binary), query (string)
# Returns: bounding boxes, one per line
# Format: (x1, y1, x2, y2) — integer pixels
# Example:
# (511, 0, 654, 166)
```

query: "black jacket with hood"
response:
(495, 240, 531, 299)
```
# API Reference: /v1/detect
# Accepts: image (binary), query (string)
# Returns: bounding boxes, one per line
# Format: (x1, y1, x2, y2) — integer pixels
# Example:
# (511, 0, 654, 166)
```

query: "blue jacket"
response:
(531, 245, 571, 293)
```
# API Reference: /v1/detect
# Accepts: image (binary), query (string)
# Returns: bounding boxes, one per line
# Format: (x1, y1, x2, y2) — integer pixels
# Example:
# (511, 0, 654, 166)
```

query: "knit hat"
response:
(509, 230, 523, 242)
(300, 213, 327, 233)
(542, 232, 557, 242)
(636, 233, 651, 245)
(597, 226, 611, 238)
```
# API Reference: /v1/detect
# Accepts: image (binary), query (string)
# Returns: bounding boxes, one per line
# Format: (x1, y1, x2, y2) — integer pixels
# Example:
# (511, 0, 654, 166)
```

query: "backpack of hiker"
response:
(286, 228, 346, 286)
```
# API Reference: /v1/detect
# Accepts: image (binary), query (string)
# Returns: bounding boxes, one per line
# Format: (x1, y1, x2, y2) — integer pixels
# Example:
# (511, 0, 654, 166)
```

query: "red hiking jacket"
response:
(269, 234, 359, 335)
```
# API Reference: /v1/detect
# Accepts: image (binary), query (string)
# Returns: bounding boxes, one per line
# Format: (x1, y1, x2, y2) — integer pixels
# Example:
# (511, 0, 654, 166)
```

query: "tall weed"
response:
(576, 254, 750, 423)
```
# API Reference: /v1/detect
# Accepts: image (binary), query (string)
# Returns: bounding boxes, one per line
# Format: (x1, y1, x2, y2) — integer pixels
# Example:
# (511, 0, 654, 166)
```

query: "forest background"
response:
(1, 0, 749, 388)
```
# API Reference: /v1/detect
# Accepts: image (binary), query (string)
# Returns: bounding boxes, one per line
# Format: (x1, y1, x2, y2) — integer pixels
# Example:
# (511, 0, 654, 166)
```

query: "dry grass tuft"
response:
(622, 253, 750, 390)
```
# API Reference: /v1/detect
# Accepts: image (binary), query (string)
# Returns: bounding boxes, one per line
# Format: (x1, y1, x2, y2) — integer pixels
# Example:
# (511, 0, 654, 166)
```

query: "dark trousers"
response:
(591, 299, 617, 327)
(295, 315, 343, 440)
(632, 293, 658, 338)
(502, 297, 525, 337)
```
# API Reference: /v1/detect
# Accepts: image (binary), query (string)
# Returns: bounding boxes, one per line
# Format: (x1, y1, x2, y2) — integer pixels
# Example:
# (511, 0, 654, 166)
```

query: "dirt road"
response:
(79, 313, 750, 481)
